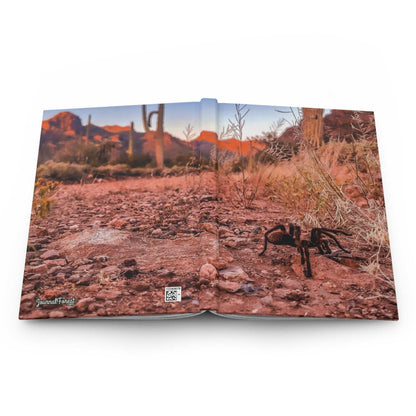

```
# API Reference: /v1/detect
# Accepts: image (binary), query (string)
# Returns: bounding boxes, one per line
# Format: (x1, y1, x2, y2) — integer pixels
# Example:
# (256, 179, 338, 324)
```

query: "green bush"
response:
(126, 154, 153, 168)
(37, 161, 89, 181)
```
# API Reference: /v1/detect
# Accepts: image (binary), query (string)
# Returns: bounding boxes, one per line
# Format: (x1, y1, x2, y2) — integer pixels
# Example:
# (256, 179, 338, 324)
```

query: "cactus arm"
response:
(148, 111, 159, 128)
(142, 105, 150, 132)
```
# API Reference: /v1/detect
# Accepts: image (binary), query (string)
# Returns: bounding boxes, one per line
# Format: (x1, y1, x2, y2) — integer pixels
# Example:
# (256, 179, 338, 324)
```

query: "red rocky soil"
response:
(19, 172, 398, 320)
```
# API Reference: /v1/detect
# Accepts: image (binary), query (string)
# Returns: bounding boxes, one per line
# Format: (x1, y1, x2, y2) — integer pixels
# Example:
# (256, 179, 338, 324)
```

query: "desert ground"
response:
(19, 172, 398, 320)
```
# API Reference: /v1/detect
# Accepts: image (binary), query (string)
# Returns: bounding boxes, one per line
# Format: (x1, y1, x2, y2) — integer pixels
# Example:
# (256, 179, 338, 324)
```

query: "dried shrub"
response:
(32, 178, 59, 219)
(265, 137, 393, 293)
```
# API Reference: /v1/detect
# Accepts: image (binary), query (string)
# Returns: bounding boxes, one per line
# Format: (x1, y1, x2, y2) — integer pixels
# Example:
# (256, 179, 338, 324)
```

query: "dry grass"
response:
(32, 178, 60, 219)
(219, 164, 273, 209)
(263, 138, 393, 291)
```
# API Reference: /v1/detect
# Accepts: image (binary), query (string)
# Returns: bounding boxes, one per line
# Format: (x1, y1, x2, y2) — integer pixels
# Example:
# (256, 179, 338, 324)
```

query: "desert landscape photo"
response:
(19, 101, 398, 320)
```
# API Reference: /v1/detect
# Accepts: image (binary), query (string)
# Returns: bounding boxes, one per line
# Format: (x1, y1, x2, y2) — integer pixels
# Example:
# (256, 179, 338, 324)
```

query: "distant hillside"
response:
(39, 113, 270, 165)
(38, 110, 375, 165)
(192, 130, 265, 159)
(39, 111, 197, 164)
(41, 111, 83, 136)
(102, 125, 132, 133)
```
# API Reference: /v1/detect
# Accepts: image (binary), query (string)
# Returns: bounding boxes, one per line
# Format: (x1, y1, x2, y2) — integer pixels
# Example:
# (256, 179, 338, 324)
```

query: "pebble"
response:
(76, 297, 95, 312)
(49, 310, 65, 319)
(219, 265, 249, 280)
(223, 238, 246, 248)
(123, 259, 137, 267)
(40, 249, 60, 260)
(261, 295, 273, 305)
(218, 281, 241, 293)
(199, 263, 218, 281)
(151, 228, 163, 237)
(93, 255, 109, 262)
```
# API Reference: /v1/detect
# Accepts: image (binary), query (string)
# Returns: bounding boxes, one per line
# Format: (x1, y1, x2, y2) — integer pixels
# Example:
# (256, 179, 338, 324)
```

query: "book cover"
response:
(19, 100, 398, 320)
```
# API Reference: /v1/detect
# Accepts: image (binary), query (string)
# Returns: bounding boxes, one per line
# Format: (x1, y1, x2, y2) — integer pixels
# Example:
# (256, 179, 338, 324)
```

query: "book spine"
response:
(198, 98, 220, 312)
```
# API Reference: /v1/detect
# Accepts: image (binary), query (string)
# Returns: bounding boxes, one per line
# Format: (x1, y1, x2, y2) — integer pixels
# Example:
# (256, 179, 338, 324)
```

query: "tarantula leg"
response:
(322, 240, 331, 254)
(317, 243, 325, 255)
(320, 231, 350, 253)
(258, 240, 267, 257)
(310, 228, 320, 246)
(289, 223, 295, 237)
(320, 227, 352, 237)
(294, 225, 301, 241)
(298, 246, 305, 265)
(303, 245, 312, 278)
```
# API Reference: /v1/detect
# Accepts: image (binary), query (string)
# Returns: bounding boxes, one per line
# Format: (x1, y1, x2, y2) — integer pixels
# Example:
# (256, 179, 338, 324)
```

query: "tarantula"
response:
(258, 223, 352, 278)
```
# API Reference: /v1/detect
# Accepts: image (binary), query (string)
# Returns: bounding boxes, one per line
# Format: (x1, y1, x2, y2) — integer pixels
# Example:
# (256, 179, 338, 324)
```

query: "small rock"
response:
(47, 266, 61, 275)
(76, 264, 94, 272)
(219, 227, 233, 238)
(261, 295, 273, 305)
(76, 297, 95, 313)
(67, 274, 80, 283)
(152, 228, 163, 237)
(100, 266, 121, 279)
(251, 226, 263, 235)
(219, 265, 249, 281)
(337, 303, 347, 312)
(43, 289, 60, 298)
(96, 290, 122, 300)
(131, 282, 150, 292)
(109, 218, 128, 229)
(199, 263, 218, 281)
(30, 264, 48, 274)
(157, 269, 175, 278)
(274, 288, 292, 299)
(285, 290, 309, 302)
(349, 307, 363, 317)
(283, 279, 304, 291)
(87, 303, 99, 313)
(123, 268, 139, 278)
(44, 258, 67, 267)
(206, 255, 234, 270)
(72, 258, 92, 267)
(200, 195, 215, 202)
(123, 259, 137, 267)
(202, 223, 217, 235)
(218, 281, 241, 293)
(49, 310, 65, 319)
(240, 283, 256, 293)
(40, 250, 60, 260)
(223, 238, 246, 248)
(93, 255, 109, 262)
(76, 275, 91, 286)
(21, 293, 37, 303)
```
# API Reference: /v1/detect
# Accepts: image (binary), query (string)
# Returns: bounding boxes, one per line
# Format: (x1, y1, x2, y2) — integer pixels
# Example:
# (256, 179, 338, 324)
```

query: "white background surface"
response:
(0, 1, 415, 415)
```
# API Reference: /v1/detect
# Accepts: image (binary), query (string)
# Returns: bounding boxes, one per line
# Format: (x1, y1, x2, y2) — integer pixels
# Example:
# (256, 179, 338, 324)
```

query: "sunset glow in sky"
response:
(43, 101, 331, 140)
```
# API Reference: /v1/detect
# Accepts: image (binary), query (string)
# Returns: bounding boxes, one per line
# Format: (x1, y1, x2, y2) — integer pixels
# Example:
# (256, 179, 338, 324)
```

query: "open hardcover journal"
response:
(19, 99, 398, 320)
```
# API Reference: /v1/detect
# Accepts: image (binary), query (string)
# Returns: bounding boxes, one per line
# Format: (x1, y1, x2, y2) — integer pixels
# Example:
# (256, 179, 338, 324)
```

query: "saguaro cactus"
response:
(142, 104, 165, 169)
(302, 108, 324, 148)
(128, 121, 134, 160)
(86, 114, 91, 141)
